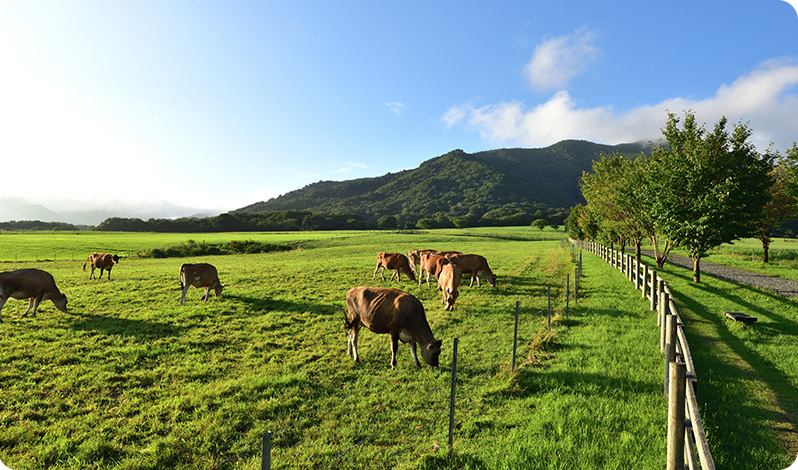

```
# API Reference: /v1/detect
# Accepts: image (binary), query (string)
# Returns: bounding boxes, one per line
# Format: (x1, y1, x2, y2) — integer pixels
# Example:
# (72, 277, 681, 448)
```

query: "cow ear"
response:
(428, 340, 442, 351)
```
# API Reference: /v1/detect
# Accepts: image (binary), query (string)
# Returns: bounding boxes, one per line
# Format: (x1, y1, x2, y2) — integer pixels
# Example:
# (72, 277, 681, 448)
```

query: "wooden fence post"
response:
(650, 271, 658, 312)
(659, 292, 669, 352)
(667, 362, 686, 470)
(664, 313, 677, 397)
(641, 264, 649, 299)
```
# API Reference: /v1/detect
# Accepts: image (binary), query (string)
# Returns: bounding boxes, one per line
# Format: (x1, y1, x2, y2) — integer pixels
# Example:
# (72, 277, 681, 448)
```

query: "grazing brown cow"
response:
(372, 252, 416, 282)
(435, 250, 462, 258)
(406, 249, 436, 276)
(179, 263, 225, 305)
(446, 254, 496, 287)
(419, 252, 450, 287)
(345, 286, 442, 369)
(438, 263, 462, 311)
(0, 269, 68, 322)
(83, 253, 120, 280)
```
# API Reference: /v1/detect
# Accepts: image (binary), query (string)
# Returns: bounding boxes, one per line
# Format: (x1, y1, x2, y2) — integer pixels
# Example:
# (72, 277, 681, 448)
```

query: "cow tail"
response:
(179, 265, 185, 290)
(343, 311, 353, 331)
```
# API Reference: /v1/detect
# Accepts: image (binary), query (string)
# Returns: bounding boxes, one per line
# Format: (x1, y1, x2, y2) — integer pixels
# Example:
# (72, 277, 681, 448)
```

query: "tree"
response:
(580, 153, 654, 260)
(565, 206, 584, 239)
(377, 215, 398, 230)
(531, 219, 547, 230)
(648, 111, 772, 282)
(750, 146, 796, 262)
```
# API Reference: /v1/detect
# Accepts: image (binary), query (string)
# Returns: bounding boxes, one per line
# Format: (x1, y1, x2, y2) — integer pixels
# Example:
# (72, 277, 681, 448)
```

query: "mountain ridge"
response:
(234, 140, 649, 226)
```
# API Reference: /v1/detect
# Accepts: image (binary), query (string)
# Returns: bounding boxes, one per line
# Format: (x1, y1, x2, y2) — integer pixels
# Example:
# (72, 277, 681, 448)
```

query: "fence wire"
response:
(208, 274, 576, 469)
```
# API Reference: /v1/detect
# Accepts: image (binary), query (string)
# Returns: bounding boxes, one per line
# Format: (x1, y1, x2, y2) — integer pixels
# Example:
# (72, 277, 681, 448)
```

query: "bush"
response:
(140, 240, 297, 258)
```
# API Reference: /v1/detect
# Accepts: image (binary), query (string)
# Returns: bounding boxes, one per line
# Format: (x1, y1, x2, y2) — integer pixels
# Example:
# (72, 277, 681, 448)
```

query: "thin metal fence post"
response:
(448, 337, 459, 450)
(262, 431, 272, 470)
(512, 301, 519, 371)
(547, 285, 551, 333)
(566, 274, 570, 318)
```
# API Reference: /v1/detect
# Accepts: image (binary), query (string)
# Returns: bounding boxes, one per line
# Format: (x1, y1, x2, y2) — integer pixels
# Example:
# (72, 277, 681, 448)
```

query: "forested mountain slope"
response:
(235, 140, 648, 227)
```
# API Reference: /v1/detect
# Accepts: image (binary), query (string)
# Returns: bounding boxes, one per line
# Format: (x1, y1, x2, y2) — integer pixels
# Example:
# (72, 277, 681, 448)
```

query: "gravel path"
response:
(639, 250, 798, 298)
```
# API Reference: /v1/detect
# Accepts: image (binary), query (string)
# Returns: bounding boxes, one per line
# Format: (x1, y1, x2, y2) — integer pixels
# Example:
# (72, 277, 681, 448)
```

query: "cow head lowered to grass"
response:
(344, 286, 442, 369)
(179, 263, 225, 305)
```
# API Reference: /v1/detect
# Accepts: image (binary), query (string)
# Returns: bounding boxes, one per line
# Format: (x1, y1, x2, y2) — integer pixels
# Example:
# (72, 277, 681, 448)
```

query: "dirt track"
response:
(639, 250, 798, 298)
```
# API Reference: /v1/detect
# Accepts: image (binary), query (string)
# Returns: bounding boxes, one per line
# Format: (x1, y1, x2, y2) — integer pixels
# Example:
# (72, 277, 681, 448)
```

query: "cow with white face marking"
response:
(0, 269, 68, 322)
(83, 253, 120, 280)
(345, 286, 442, 369)
(179, 263, 225, 305)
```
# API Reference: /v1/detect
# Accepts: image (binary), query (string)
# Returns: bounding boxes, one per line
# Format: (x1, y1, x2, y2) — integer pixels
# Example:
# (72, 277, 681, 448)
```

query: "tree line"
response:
(566, 111, 798, 282)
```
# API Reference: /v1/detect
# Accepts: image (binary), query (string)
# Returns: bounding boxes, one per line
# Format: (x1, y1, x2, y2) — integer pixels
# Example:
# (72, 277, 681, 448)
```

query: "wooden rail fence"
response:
(575, 239, 715, 470)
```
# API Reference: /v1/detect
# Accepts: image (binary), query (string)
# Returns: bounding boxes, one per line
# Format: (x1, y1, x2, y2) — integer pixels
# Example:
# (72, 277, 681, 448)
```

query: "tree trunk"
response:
(692, 256, 701, 283)
(635, 241, 642, 263)
(761, 237, 771, 263)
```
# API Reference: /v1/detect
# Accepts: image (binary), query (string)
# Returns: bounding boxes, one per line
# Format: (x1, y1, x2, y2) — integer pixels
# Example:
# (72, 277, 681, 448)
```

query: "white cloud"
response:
(525, 29, 599, 91)
(333, 161, 369, 174)
(381, 101, 405, 115)
(444, 61, 798, 152)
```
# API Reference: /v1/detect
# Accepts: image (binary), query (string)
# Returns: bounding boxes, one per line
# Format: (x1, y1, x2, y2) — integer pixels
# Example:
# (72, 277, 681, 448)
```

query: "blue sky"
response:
(1, 0, 797, 222)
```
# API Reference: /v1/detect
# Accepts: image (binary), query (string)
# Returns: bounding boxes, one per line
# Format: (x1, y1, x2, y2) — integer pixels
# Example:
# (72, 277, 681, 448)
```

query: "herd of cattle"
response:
(357, 249, 496, 369)
(0, 248, 496, 370)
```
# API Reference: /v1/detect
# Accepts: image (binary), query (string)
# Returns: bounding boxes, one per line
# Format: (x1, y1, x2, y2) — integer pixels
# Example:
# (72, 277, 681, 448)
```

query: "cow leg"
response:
(373, 263, 383, 280)
(22, 296, 41, 318)
(469, 275, 476, 288)
(107, 268, 112, 281)
(0, 296, 6, 322)
(202, 287, 210, 301)
(348, 326, 360, 362)
(89, 267, 95, 279)
(409, 342, 421, 368)
(425, 271, 431, 287)
(180, 285, 189, 305)
(21, 297, 35, 317)
(390, 333, 400, 368)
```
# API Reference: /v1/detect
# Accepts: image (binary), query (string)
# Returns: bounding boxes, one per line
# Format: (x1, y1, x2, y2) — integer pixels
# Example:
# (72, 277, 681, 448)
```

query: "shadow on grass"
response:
(69, 313, 186, 338)
(415, 450, 488, 470)
(639, 262, 798, 467)
(227, 294, 339, 316)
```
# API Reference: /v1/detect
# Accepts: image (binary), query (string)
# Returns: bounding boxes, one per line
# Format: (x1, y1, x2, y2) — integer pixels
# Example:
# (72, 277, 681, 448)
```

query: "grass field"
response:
(0, 229, 794, 468)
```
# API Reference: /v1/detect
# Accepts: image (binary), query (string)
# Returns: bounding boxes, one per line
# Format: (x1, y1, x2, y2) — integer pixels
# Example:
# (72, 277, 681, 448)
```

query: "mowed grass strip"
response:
(640, 259, 798, 469)
(1, 230, 665, 469)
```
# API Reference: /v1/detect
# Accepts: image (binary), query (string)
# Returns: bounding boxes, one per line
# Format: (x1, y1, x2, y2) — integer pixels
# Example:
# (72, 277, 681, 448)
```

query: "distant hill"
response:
(0, 197, 68, 223)
(234, 140, 649, 227)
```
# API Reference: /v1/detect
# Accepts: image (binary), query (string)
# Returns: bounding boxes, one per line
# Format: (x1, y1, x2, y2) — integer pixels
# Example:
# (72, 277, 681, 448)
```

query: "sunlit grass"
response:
(1, 229, 791, 468)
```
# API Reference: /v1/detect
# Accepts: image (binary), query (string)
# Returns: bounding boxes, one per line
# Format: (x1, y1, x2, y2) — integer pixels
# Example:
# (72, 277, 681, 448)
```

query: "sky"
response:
(1, 0, 797, 223)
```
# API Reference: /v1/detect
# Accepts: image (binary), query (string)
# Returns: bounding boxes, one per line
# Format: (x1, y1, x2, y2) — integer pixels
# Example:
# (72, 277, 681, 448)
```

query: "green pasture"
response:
(0, 229, 793, 468)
